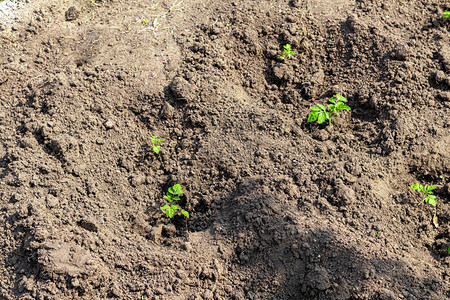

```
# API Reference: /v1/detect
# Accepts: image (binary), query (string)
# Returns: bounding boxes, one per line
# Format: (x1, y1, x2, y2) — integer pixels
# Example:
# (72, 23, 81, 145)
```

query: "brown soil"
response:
(1, 0, 449, 299)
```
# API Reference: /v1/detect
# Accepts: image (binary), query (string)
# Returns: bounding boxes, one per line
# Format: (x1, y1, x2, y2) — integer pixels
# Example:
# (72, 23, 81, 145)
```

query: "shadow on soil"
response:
(210, 177, 446, 299)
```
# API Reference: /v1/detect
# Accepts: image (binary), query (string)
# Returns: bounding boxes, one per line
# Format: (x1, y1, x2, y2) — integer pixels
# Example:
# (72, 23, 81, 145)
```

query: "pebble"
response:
(71, 278, 80, 287)
(103, 120, 115, 129)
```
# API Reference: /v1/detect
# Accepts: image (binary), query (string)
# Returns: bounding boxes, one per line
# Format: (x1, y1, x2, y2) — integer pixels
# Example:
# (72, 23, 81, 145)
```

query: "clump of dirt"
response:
(0, 0, 449, 299)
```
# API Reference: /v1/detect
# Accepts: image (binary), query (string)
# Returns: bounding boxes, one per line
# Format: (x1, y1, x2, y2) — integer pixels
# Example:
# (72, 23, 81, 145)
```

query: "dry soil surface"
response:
(0, 0, 449, 299)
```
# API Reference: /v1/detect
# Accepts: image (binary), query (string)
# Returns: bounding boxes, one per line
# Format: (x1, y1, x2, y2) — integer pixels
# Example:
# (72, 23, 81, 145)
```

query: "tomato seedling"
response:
(411, 183, 437, 206)
(308, 94, 351, 126)
(161, 184, 189, 218)
(411, 183, 438, 228)
(280, 44, 295, 60)
(151, 136, 164, 154)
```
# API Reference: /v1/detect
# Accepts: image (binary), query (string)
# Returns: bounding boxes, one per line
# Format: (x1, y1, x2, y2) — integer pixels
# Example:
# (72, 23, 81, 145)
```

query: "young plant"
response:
(151, 136, 164, 154)
(412, 183, 438, 227)
(280, 44, 295, 60)
(308, 94, 351, 126)
(160, 184, 189, 218)
(443, 11, 450, 18)
(411, 183, 437, 206)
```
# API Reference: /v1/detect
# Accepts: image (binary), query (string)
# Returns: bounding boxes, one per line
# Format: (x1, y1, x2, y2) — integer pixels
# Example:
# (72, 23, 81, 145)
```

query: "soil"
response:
(0, 0, 449, 299)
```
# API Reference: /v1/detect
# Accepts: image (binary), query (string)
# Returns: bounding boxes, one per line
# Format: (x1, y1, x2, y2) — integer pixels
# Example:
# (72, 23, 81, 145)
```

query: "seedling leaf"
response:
(161, 205, 170, 210)
(166, 207, 175, 218)
(317, 104, 327, 111)
(411, 183, 423, 190)
(425, 185, 437, 191)
(318, 113, 326, 124)
(336, 94, 346, 102)
(308, 112, 319, 122)
(151, 136, 164, 154)
(336, 102, 350, 110)
(427, 195, 437, 206)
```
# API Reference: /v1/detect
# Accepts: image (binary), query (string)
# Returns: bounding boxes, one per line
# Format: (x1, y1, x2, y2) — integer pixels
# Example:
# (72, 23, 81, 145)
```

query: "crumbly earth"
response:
(0, 0, 449, 299)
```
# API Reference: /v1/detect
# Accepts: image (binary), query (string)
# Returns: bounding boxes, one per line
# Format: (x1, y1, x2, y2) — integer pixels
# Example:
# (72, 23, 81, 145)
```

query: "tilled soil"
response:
(0, 0, 449, 299)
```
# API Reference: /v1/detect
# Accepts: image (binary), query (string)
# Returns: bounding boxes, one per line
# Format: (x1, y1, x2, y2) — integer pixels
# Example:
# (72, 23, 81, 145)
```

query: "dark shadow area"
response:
(208, 177, 448, 299)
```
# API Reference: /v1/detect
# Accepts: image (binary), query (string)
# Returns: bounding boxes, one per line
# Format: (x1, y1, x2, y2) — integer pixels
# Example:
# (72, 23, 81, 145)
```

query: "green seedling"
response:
(151, 136, 164, 154)
(308, 94, 351, 126)
(412, 183, 438, 228)
(137, 18, 150, 24)
(161, 184, 189, 218)
(280, 44, 295, 60)
(443, 11, 450, 18)
(411, 183, 437, 206)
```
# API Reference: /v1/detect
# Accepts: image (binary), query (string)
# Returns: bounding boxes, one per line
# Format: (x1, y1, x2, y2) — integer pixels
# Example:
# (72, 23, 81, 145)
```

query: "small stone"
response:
(170, 76, 194, 102)
(65, 7, 79, 21)
(103, 120, 115, 129)
(310, 69, 325, 86)
(302, 69, 325, 98)
(71, 278, 80, 287)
